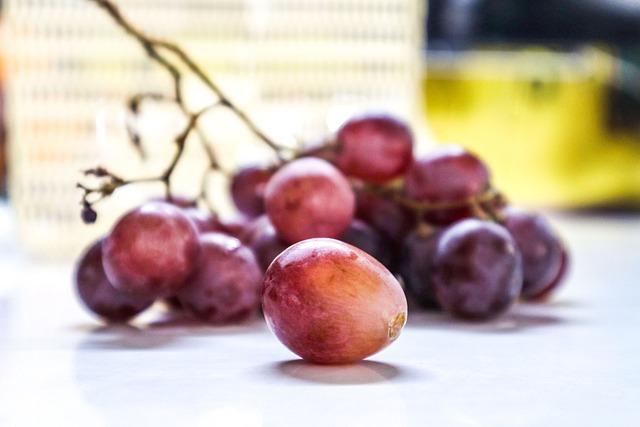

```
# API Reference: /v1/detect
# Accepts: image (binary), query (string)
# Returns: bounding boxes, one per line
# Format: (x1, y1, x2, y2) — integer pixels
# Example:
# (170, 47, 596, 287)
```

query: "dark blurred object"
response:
(428, 0, 640, 48)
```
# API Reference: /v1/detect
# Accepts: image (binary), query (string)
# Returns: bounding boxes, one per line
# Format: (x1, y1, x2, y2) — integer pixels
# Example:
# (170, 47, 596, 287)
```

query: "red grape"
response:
(102, 202, 201, 299)
(262, 238, 407, 364)
(399, 227, 443, 309)
(503, 209, 566, 301)
(433, 219, 522, 320)
(264, 158, 355, 244)
(355, 189, 415, 245)
(75, 239, 153, 322)
(178, 233, 262, 324)
(404, 146, 490, 225)
(247, 219, 289, 271)
(182, 207, 219, 234)
(230, 165, 273, 218)
(335, 114, 413, 183)
(339, 219, 393, 269)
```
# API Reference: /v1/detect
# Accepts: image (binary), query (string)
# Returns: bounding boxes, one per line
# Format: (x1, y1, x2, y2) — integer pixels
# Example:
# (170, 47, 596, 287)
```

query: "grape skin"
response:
(355, 189, 415, 245)
(247, 219, 289, 272)
(400, 228, 443, 309)
(404, 146, 490, 225)
(339, 219, 393, 270)
(503, 208, 566, 300)
(102, 202, 201, 299)
(262, 238, 407, 364)
(335, 114, 414, 183)
(230, 166, 273, 218)
(75, 239, 153, 322)
(264, 158, 355, 244)
(178, 233, 263, 324)
(433, 219, 523, 320)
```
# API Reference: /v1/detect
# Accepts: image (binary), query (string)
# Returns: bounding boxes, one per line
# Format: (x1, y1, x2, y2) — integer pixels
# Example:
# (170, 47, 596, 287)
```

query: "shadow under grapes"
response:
(269, 359, 414, 385)
(407, 305, 573, 334)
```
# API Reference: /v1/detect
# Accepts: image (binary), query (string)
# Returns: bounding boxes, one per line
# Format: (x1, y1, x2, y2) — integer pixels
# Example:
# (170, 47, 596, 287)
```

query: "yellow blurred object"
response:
(424, 48, 640, 208)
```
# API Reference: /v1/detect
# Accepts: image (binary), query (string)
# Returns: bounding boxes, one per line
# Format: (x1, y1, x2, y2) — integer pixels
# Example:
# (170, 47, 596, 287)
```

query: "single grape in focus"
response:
(433, 219, 522, 320)
(102, 202, 201, 299)
(263, 238, 407, 364)
(75, 239, 153, 322)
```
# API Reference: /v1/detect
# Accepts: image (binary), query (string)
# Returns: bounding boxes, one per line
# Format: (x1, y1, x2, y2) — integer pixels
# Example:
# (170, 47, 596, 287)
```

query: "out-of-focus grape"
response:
(433, 219, 522, 320)
(335, 115, 413, 184)
(75, 239, 153, 322)
(503, 209, 566, 301)
(102, 202, 201, 299)
(262, 238, 407, 364)
(264, 158, 355, 244)
(355, 189, 415, 245)
(339, 219, 393, 269)
(404, 146, 490, 225)
(247, 219, 289, 271)
(528, 248, 569, 302)
(178, 233, 262, 324)
(230, 165, 274, 218)
(400, 227, 443, 309)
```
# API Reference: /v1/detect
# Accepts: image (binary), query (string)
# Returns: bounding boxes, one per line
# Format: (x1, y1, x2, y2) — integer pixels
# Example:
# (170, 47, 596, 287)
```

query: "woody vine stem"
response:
(77, 0, 503, 225)
(77, 0, 292, 223)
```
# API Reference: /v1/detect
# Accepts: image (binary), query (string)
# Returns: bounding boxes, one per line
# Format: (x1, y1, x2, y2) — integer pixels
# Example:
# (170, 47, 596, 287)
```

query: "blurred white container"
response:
(3, 0, 425, 259)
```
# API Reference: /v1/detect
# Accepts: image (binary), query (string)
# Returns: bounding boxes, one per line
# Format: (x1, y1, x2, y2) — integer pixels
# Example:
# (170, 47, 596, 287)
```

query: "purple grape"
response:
(335, 114, 414, 183)
(181, 207, 219, 234)
(399, 227, 443, 309)
(433, 219, 522, 320)
(355, 189, 415, 245)
(102, 202, 201, 299)
(529, 248, 569, 302)
(339, 219, 393, 269)
(503, 209, 566, 301)
(75, 239, 153, 322)
(178, 233, 263, 324)
(230, 165, 274, 218)
(247, 219, 289, 271)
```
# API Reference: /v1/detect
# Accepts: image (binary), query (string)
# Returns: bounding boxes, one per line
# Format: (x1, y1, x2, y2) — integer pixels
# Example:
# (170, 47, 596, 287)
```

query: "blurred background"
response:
(0, 0, 638, 258)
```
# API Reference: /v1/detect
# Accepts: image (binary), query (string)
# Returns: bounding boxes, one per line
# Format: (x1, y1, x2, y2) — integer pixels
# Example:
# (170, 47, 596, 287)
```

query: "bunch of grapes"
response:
(75, 113, 568, 364)
(75, 1, 568, 364)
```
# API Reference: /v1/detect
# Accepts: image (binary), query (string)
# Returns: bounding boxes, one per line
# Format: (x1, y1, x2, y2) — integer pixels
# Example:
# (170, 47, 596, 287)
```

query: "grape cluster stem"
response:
(78, 0, 291, 222)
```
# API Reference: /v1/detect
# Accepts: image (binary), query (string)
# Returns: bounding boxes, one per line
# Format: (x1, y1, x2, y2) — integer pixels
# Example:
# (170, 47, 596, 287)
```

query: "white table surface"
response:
(0, 207, 639, 427)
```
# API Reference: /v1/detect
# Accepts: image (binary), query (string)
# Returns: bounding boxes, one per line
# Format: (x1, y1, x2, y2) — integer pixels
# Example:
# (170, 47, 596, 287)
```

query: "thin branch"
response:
(88, 0, 288, 160)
